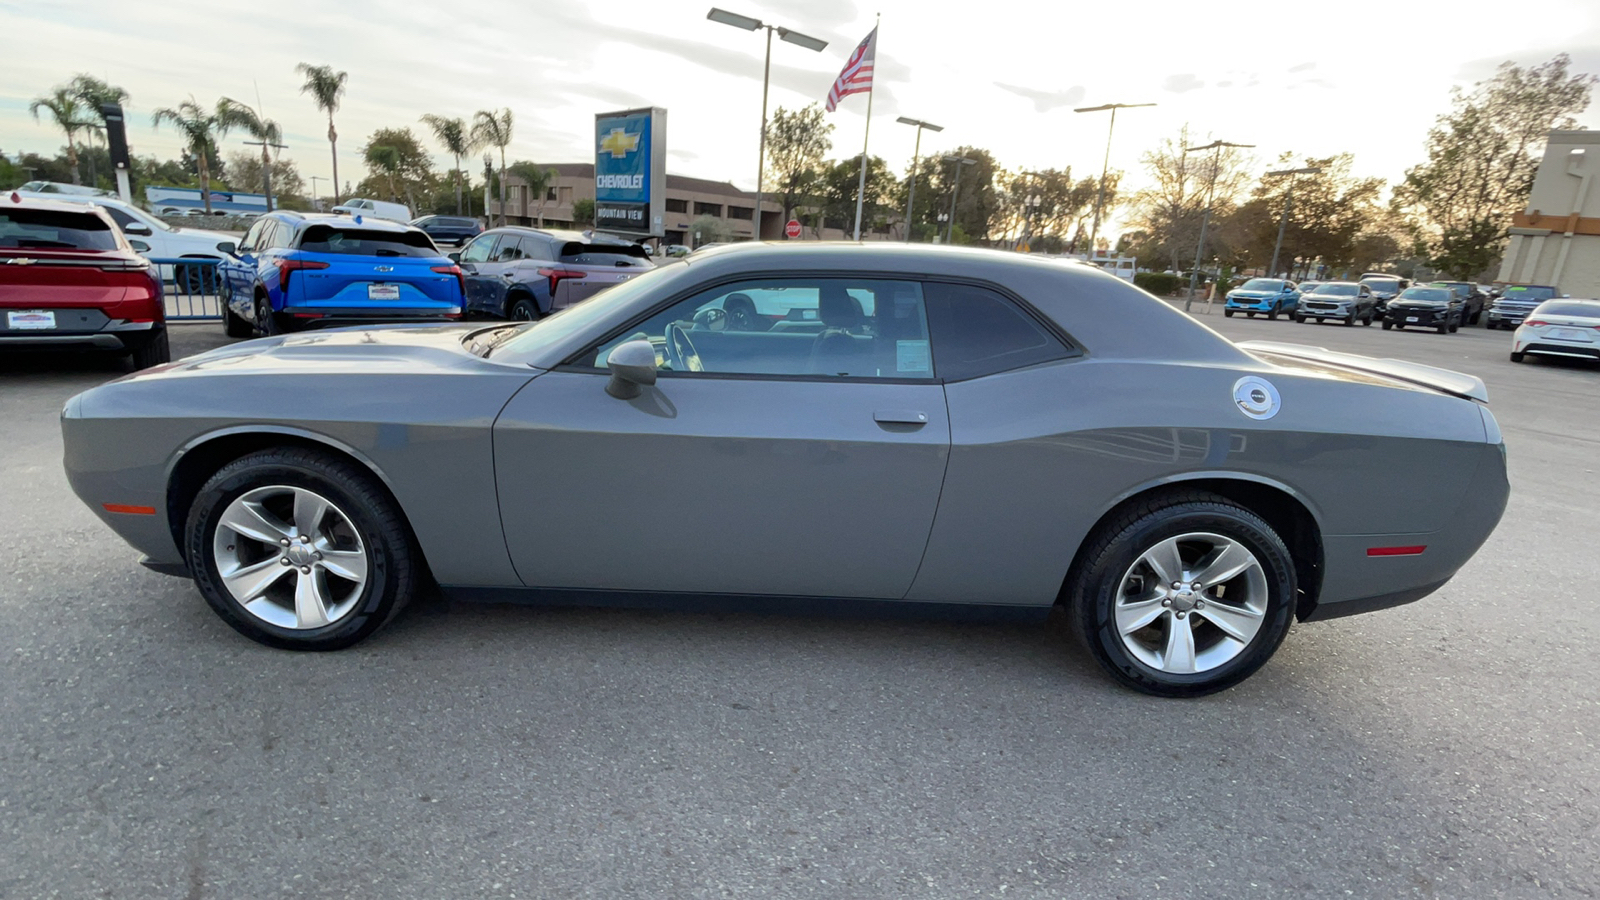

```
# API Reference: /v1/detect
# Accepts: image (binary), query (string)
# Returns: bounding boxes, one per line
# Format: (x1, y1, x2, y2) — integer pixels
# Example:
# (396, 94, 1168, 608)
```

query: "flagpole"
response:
(852, 17, 878, 241)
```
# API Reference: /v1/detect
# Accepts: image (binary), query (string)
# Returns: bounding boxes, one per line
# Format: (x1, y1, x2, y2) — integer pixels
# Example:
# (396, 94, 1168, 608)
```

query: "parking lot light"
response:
(1265, 165, 1323, 280)
(896, 117, 944, 242)
(1074, 102, 1155, 255)
(1182, 139, 1254, 311)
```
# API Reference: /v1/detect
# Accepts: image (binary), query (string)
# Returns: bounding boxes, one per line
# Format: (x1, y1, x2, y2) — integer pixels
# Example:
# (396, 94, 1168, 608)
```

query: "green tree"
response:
(150, 97, 229, 213)
(572, 197, 594, 226)
(68, 75, 129, 188)
(689, 213, 731, 246)
(28, 87, 97, 185)
(296, 63, 349, 205)
(216, 98, 284, 209)
(420, 114, 469, 215)
(764, 104, 834, 224)
(1226, 153, 1384, 276)
(1133, 125, 1253, 272)
(355, 128, 435, 211)
(815, 155, 895, 236)
(899, 147, 1000, 243)
(1395, 53, 1597, 279)
(224, 151, 307, 208)
(506, 161, 557, 226)
(469, 108, 514, 226)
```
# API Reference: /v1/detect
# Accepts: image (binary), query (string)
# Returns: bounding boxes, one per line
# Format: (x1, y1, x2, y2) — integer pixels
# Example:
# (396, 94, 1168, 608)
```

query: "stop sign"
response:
(785, 219, 802, 239)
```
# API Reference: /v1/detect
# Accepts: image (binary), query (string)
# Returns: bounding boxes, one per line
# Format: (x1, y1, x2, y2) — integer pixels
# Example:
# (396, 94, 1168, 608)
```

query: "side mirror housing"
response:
(447, 251, 461, 263)
(125, 223, 153, 236)
(605, 339, 658, 399)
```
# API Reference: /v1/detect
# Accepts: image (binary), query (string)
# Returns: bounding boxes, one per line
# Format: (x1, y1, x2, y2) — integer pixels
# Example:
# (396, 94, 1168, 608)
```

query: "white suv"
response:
(330, 197, 413, 224)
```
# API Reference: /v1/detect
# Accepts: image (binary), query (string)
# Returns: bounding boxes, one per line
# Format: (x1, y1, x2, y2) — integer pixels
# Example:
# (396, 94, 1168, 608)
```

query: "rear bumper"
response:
(0, 319, 159, 352)
(1517, 340, 1600, 360)
(283, 306, 462, 329)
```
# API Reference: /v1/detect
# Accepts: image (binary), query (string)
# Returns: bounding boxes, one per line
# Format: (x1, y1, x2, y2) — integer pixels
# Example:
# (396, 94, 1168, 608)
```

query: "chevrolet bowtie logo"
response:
(599, 128, 641, 159)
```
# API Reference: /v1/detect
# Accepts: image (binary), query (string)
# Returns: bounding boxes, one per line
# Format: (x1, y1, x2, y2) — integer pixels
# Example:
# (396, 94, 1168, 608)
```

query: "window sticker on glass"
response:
(897, 339, 931, 374)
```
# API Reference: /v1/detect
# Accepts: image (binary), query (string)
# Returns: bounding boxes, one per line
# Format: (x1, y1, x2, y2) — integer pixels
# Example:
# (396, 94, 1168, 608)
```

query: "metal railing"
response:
(150, 257, 224, 320)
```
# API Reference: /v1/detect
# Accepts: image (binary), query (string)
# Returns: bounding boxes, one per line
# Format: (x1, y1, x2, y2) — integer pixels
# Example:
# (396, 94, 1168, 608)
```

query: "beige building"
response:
(489, 163, 898, 246)
(1498, 130, 1600, 294)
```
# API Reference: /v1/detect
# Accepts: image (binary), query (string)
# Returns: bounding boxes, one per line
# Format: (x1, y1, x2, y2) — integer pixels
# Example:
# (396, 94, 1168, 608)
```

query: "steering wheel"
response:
(691, 306, 728, 332)
(665, 322, 704, 372)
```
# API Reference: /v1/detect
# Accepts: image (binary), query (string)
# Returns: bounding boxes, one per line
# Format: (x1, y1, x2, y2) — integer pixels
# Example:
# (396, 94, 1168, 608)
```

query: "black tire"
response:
(223, 304, 253, 338)
(1510, 351, 1525, 363)
(1267, 304, 1280, 321)
(1294, 314, 1305, 323)
(186, 447, 417, 651)
(257, 295, 285, 336)
(129, 328, 171, 369)
(1470, 308, 1481, 325)
(1066, 491, 1297, 697)
(1343, 311, 1355, 327)
(1382, 320, 1393, 330)
(1363, 310, 1374, 326)
(1437, 317, 1450, 334)
(1223, 309, 1234, 318)
(507, 296, 542, 321)
(1448, 314, 1460, 333)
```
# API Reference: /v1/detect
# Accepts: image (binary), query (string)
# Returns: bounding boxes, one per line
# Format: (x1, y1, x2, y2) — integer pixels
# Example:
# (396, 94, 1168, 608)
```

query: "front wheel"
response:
(186, 448, 418, 651)
(1267, 304, 1280, 321)
(1343, 311, 1355, 327)
(1382, 320, 1393, 330)
(1363, 311, 1374, 326)
(1294, 314, 1306, 324)
(1067, 492, 1297, 697)
(1224, 309, 1235, 318)
(1449, 314, 1460, 333)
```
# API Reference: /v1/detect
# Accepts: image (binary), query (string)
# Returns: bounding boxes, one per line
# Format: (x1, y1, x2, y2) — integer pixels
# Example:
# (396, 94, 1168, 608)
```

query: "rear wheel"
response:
(129, 328, 171, 370)
(507, 296, 541, 321)
(1246, 312, 1256, 318)
(1067, 492, 1297, 697)
(186, 447, 417, 651)
(1363, 310, 1374, 326)
(1510, 351, 1526, 363)
(257, 296, 285, 336)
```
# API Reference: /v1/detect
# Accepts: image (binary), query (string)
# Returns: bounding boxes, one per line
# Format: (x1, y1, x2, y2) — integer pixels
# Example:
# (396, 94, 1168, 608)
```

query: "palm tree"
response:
(469, 108, 513, 226)
(217, 98, 283, 210)
(296, 63, 348, 204)
(507, 161, 558, 227)
(420, 114, 469, 215)
(150, 97, 227, 214)
(28, 88, 96, 185)
(69, 75, 129, 189)
(364, 143, 403, 202)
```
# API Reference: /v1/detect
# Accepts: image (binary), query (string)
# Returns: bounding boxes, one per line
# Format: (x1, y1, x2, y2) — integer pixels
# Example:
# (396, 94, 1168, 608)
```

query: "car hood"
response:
(1238, 340, 1488, 402)
(126, 324, 500, 382)
(166, 224, 235, 242)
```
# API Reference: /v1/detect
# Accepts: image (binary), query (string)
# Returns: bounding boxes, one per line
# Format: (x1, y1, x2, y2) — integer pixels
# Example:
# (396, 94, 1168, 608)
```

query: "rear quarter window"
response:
(924, 282, 1072, 381)
(297, 226, 439, 257)
(0, 208, 120, 250)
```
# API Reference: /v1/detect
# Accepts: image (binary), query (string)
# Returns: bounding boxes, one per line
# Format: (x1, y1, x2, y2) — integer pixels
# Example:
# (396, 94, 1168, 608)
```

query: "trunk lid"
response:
(1, 250, 149, 309)
(290, 253, 459, 305)
(1238, 339, 1489, 403)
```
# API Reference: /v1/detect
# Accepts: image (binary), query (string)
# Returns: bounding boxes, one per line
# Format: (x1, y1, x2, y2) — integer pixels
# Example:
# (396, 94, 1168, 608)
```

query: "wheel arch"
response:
(1059, 473, 1326, 621)
(503, 284, 544, 318)
(164, 426, 427, 576)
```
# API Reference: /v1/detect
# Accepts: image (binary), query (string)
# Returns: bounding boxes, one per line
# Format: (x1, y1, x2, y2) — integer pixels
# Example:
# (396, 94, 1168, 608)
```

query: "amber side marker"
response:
(103, 503, 157, 515)
(1367, 545, 1426, 557)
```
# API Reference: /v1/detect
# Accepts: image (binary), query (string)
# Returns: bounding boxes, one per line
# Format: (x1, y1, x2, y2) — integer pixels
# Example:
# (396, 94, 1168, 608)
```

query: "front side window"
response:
(923, 282, 1071, 381)
(461, 234, 498, 263)
(239, 219, 268, 252)
(590, 278, 934, 380)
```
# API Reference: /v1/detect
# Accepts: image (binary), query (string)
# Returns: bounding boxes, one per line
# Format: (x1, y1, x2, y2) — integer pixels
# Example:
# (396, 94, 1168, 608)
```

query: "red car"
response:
(1, 191, 170, 369)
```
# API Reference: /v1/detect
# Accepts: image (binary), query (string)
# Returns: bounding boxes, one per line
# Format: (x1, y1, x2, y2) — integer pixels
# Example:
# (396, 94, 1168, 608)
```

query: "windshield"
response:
(0, 208, 120, 250)
(1239, 279, 1282, 291)
(1502, 285, 1557, 302)
(490, 262, 685, 361)
(1312, 283, 1358, 296)
(1361, 278, 1401, 290)
(1398, 288, 1451, 302)
(297, 226, 440, 257)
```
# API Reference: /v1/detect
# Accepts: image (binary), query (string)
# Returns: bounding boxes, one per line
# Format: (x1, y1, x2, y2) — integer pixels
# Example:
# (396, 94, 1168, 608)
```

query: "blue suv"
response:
(219, 212, 464, 336)
(1223, 278, 1300, 320)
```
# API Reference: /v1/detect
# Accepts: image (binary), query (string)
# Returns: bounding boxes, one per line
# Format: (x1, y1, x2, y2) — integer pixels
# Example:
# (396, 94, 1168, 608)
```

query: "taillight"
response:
(277, 258, 329, 292)
(537, 267, 585, 297)
(1525, 319, 1547, 327)
(431, 263, 466, 299)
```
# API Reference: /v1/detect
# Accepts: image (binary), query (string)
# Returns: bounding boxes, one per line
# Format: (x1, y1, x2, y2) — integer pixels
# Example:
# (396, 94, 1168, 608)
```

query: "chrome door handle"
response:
(874, 410, 928, 425)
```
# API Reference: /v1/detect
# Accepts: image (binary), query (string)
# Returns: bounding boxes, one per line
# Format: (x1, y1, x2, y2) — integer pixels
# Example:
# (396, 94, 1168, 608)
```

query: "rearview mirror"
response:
(605, 339, 658, 399)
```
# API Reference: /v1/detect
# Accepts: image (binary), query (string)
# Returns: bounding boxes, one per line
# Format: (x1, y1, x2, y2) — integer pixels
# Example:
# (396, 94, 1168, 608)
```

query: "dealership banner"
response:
(594, 107, 666, 237)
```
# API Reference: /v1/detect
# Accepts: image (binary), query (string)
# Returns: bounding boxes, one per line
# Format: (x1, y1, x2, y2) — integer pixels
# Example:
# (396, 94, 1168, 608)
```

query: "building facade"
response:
(1498, 130, 1600, 295)
(489, 163, 899, 246)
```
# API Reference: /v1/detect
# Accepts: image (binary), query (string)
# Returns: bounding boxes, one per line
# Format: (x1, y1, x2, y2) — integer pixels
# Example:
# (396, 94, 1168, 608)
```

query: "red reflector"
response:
(291, 312, 327, 318)
(103, 503, 157, 515)
(1525, 320, 1547, 328)
(1367, 545, 1426, 557)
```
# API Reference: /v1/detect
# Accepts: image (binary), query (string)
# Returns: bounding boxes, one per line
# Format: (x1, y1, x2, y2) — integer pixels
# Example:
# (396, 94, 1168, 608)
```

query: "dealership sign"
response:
(594, 107, 666, 237)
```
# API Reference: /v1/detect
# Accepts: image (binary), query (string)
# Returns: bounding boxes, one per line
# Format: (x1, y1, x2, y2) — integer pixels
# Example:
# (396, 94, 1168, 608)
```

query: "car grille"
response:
(1304, 302, 1342, 310)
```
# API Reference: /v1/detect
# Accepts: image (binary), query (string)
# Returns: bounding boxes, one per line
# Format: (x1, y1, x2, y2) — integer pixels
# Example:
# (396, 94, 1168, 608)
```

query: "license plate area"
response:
(1406, 316, 1420, 322)
(7, 310, 56, 330)
(1553, 327, 1592, 341)
(368, 283, 400, 301)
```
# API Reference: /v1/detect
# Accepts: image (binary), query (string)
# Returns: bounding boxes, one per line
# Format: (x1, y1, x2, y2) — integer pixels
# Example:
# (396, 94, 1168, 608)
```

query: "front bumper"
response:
(1388, 306, 1451, 326)
(1300, 302, 1354, 319)
(1225, 296, 1279, 310)
(1488, 308, 1535, 327)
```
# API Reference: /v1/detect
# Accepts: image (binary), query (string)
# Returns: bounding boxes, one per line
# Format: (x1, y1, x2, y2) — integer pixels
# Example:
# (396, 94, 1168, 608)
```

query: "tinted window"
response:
(239, 218, 267, 252)
(0, 208, 120, 250)
(591, 278, 933, 380)
(558, 241, 653, 268)
(297, 226, 439, 257)
(1532, 301, 1600, 318)
(261, 221, 290, 250)
(493, 235, 527, 262)
(1314, 284, 1359, 296)
(1398, 288, 1452, 302)
(1240, 278, 1284, 291)
(1503, 285, 1556, 301)
(460, 234, 497, 263)
(924, 283, 1070, 381)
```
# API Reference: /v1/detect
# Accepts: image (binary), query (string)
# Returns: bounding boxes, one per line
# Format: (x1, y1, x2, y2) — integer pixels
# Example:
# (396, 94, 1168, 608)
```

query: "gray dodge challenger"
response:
(62, 244, 1509, 696)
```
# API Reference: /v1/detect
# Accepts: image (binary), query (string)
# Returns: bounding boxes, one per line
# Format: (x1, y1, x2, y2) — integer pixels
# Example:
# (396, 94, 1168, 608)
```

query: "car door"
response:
(457, 233, 502, 314)
(492, 276, 951, 600)
(219, 218, 268, 320)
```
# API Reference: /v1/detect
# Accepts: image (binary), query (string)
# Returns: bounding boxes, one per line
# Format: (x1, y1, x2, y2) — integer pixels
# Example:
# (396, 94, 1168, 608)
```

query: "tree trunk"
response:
(328, 116, 341, 205)
(261, 145, 274, 211)
(453, 153, 463, 215)
(497, 148, 507, 227)
(198, 150, 213, 215)
(66, 136, 82, 185)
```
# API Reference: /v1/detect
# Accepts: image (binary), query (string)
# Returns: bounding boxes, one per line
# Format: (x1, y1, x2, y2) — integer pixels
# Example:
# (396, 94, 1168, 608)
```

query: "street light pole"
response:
(1074, 102, 1155, 257)
(242, 137, 289, 211)
(707, 8, 828, 241)
(942, 155, 976, 244)
(1182, 139, 1254, 312)
(1265, 165, 1323, 279)
(896, 116, 943, 242)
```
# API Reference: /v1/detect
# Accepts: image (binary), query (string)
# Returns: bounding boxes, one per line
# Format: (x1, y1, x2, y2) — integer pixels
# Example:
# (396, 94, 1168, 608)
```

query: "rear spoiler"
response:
(1238, 340, 1489, 403)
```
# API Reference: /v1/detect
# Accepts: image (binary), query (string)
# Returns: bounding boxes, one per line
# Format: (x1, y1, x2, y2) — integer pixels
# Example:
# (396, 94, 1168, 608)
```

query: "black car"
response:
(1383, 285, 1464, 333)
(1358, 274, 1409, 318)
(1429, 281, 1486, 325)
(410, 215, 483, 247)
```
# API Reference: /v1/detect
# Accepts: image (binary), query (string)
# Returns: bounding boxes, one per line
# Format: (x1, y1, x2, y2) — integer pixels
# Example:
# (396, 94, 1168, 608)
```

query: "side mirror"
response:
(125, 223, 153, 236)
(605, 339, 658, 399)
(447, 251, 461, 263)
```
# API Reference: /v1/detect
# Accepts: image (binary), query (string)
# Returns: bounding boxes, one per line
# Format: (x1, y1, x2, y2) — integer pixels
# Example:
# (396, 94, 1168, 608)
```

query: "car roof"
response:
(2, 190, 117, 215)
(287, 212, 416, 232)
(1308, 281, 1359, 287)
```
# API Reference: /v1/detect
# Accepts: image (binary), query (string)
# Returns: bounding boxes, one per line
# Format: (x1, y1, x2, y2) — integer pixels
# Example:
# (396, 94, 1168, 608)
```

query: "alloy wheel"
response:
(1113, 532, 1268, 674)
(211, 485, 369, 630)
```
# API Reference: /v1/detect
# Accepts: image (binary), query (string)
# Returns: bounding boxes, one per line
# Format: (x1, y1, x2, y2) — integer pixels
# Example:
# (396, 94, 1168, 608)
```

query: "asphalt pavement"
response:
(2, 314, 1597, 898)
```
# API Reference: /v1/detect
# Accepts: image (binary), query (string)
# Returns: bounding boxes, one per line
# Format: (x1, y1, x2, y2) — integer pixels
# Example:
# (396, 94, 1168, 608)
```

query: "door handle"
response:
(874, 409, 928, 425)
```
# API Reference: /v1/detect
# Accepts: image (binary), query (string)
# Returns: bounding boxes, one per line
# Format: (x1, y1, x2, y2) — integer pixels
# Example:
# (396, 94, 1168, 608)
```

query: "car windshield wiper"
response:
(465, 323, 531, 358)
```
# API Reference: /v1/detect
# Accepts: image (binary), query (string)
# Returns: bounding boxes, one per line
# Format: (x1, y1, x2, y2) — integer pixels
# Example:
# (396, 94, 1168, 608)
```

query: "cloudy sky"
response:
(5, 0, 1600, 226)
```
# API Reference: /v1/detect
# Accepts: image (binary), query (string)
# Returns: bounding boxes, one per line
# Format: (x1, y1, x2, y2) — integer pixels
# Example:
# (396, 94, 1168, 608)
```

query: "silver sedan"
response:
(62, 244, 1509, 697)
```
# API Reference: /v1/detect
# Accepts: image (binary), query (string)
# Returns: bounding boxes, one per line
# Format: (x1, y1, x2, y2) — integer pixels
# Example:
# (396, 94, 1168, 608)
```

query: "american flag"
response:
(825, 27, 877, 112)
